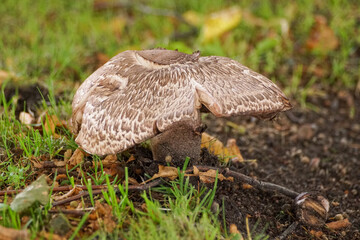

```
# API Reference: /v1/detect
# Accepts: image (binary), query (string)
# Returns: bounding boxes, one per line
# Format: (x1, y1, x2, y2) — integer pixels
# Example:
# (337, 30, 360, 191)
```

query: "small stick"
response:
(0, 184, 109, 196)
(276, 222, 299, 240)
(52, 179, 163, 207)
(194, 165, 299, 198)
(48, 208, 94, 216)
(0, 181, 162, 196)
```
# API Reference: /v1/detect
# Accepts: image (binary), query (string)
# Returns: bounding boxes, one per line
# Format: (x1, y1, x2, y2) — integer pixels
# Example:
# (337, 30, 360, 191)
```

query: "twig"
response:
(194, 165, 299, 198)
(0, 184, 108, 196)
(276, 222, 299, 240)
(52, 179, 163, 207)
(48, 208, 94, 216)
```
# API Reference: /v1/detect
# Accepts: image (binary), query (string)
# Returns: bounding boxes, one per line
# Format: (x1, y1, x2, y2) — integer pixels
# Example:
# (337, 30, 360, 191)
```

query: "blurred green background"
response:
(1, 0, 359, 107)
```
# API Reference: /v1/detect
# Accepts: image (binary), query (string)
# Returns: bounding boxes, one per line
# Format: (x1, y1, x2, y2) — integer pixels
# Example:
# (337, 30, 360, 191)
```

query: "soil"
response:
(3, 85, 360, 239)
(196, 89, 360, 239)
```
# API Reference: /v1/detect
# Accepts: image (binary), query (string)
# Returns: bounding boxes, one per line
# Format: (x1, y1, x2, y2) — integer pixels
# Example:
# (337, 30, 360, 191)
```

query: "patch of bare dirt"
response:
(198, 89, 359, 239)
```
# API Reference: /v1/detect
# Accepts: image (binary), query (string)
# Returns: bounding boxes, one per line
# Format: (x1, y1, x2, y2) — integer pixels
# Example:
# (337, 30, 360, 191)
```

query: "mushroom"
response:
(71, 49, 292, 162)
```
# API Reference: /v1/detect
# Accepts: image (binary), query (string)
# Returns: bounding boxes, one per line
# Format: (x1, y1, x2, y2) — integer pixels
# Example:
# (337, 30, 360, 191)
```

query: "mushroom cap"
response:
(71, 49, 291, 155)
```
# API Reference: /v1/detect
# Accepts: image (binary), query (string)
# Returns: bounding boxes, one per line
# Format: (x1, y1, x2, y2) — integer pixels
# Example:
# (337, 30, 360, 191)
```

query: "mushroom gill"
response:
(71, 49, 292, 162)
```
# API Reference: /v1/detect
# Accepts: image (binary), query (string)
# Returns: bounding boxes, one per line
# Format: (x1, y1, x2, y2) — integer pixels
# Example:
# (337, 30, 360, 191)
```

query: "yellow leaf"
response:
(192, 166, 233, 184)
(202, 6, 242, 43)
(146, 165, 178, 182)
(183, 10, 203, 26)
(201, 133, 244, 163)
(226, 139, 244, 163)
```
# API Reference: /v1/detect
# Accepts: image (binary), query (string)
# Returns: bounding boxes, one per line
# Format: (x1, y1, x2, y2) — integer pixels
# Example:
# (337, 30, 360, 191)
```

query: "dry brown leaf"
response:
(30, 159, 44, 169)
(126, 154, 136, 163)
(43, 114, 64, 138)
(145, 165, 178, 182)
(68, 148, 84, 167)
(192, 166, 233, 183)
(103, 164, 124, 177)
(193, 165, 200, 175)
(197, 169, 234, 184)
(128, 177, 139, 185)
(102, 154, 117, 164)
(305, 15, 339, 54)
(64, 149, 72, 161)
(326, 218, 351, 230)
(88, 201, 116, 232)
(201, 133, 244, 163)
(56, 174, 68, 181)
(51, 160, 66, 167)
(102, 154, 124, 177)
(0, 225, 29, 240)
(242, 183, 253, 189)
(226, 139, 244, 163)
(309, 230, 324, 238)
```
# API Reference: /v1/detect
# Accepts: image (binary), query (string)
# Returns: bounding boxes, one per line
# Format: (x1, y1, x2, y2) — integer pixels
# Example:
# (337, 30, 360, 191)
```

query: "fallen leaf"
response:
(146, 165, 178, 182)
(199, 169, 233, 184)
(242, 183, 253, 189)
(201, 133, 244, 163)
(102, 154, 117, 165)
(192, 166, 233, 184)
(128, 177, 139, 185)
(226, 139, 244, 163)
(126, 154, 136, 163)
(326, 218, 351, 230)
(88, 201, 116, 232)
(182, 10, 203, 26)
(0, 225, 29, 240)
(64, 149, 72, 161)
(101, 154, 124, 177)
(19, 112, 34, 125)
(68, 148, 84, 167)
(30, 159, 44, 169)
(10, 175, 50, 213)
(309, 230, 324, 238)
(201, 6, 242, 43)
(55, 174, 68, 181)
(43, 114, 64, 138)
(305, 15, 339, 54)
(103, 164, 124, 177)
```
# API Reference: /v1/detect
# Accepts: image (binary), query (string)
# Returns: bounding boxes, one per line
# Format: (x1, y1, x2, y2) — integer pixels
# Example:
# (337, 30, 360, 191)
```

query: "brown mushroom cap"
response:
(71, 49, 292, 155)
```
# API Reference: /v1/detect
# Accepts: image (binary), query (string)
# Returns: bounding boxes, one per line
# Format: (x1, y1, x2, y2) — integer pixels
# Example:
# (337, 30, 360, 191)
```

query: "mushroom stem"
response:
(150, 124, 202, 165)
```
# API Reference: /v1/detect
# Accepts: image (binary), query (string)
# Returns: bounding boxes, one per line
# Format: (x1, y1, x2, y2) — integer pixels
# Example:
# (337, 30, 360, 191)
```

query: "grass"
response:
(0, 0, 359, 239)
